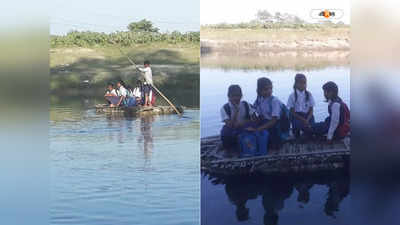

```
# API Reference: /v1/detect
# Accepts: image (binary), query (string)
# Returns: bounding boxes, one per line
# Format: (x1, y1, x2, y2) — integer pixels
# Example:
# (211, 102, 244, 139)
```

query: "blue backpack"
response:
(239, 130, 269, 158)
(239, 131, 258, 157)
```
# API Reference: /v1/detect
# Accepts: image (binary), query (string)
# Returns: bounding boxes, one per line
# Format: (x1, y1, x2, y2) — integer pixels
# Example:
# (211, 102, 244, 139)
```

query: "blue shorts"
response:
(143, 84, 152, 95)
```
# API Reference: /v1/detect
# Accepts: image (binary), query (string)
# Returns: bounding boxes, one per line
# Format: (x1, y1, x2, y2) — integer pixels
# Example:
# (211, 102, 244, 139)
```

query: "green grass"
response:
(50, 43, 200, 107)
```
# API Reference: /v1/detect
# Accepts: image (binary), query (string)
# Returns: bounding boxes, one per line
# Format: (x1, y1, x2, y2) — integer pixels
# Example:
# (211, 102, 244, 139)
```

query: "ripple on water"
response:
(51, 107, 200, 225)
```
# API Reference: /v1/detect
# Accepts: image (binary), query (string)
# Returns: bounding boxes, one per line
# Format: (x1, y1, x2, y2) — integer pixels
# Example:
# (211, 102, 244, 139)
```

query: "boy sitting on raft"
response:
(104, 83, 119, 107)
(220, 85, 254, 156)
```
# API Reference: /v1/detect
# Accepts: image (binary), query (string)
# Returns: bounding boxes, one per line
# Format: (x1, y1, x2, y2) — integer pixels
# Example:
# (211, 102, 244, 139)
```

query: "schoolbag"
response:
(279, 104, 290, 133)
(223, 101, 250, 119)
(336, 102, 350, 138)
(263, 96, 290, 133)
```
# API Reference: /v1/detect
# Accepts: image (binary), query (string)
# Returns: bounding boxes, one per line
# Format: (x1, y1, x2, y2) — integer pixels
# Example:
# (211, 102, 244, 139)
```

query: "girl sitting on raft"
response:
(246, 77, 284, 149)
(287, 73, 315, 139)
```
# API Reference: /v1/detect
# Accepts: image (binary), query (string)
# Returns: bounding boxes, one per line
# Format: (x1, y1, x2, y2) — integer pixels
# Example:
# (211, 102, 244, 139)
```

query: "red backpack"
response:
(336, 102, 350, 138)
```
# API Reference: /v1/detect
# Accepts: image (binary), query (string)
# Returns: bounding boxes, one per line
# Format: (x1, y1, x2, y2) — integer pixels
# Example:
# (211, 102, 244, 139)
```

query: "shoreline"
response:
(201, 27, 349, 53)
(201, 39, 349, 53)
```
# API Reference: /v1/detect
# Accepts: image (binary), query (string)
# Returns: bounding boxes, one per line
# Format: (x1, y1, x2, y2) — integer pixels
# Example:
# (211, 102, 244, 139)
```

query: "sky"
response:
(45, 0, 350, 35)
(200, 0, 350, 25)
(50, 0, 199, 35)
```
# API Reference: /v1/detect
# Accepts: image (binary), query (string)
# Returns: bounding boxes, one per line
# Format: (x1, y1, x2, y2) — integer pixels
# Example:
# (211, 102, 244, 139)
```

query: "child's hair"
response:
(294, 73, 310, 102)
(126, 85, 133, 90)
(107, 82, 114, 87)
(144, 60, 150, 65)
(117, 80, 126, 87)
(257, 77, 272, 96)
(323, 81, 340, 102)
(227, 84, 242, 97)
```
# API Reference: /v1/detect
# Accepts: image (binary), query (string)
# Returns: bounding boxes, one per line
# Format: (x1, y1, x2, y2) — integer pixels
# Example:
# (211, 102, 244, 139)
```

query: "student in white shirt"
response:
(125, 85, 137, 107)
(220, 85, 254, 154)
(249, 77, 283, 149)
(136, 60, 153, 106)
(287, 74, 315, 138)
(104, 83, 119, 107)
(311, 81, 350, 144)
(116, 80, 128, 106)
(133, 80, 143, 105)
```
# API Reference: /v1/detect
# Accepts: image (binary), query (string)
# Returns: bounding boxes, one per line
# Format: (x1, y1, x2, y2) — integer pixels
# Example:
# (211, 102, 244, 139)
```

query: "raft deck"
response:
(95, 104, 184, 116)
(201, 135, 350, 175)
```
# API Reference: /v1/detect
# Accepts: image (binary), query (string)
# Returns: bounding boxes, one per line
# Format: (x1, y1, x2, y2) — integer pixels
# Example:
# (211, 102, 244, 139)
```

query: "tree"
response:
(127, 19, 159, 33)
(256, 10, 273, 23)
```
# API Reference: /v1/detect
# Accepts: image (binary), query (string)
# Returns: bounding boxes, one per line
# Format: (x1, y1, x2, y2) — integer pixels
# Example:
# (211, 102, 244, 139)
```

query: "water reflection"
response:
(103, 111, 155, 159)
(205, 172, 349, 225)
(138, 116, 155, 160)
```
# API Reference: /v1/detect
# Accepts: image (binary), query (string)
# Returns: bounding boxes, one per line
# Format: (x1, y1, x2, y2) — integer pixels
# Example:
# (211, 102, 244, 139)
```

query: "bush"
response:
(51, 30, 200, 48)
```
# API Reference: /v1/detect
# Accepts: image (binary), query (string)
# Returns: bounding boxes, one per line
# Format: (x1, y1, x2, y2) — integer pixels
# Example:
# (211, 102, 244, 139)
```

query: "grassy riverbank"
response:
(50, 43, 200, 106)
(201, 26, 350, 52)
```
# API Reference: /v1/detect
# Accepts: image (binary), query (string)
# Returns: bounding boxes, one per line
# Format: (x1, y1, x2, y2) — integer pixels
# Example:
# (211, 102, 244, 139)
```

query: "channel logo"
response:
(310, 9, 344, 20)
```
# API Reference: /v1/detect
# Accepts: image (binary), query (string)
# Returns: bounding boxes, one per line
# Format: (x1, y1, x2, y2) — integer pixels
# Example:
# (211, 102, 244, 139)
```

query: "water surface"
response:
(51, 97, 200, 225)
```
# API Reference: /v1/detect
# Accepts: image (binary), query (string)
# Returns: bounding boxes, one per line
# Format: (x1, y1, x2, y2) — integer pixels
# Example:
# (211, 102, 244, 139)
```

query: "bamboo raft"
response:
(95, 104, 184, 116)
(201, 135, 350, 175)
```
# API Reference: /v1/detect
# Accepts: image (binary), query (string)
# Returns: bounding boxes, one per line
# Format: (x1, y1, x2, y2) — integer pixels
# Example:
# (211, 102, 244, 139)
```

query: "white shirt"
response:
(220, 101, 254, 124)
(287, 90, 315, 113)
(117, 86, 128, 97)
(106, 89, 117, 96)
(328, 101, 341, 140)
(254, 96, 281, 120)
(133, 87, 141, 98)
(137, 66, 153, 85)
(127, 90, 134, 98)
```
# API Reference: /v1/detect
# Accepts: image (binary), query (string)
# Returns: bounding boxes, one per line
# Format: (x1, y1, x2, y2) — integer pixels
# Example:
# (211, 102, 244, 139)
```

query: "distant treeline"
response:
(51, 30, 200, 47)
(51, 19, 200, 47)
(201, 22, 348, 30)
(202, 10, 349, 30)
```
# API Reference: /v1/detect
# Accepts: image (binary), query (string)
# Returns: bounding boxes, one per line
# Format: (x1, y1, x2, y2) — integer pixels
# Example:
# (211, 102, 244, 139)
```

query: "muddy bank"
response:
(201, 38, 349, 53)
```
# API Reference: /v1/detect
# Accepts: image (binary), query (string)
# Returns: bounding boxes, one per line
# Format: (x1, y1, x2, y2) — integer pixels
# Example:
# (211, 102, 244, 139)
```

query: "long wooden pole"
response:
(117, 47, 182, 116)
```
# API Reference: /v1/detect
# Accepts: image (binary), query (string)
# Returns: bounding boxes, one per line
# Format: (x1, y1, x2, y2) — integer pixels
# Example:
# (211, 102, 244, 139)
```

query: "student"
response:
(125, 85, 137, 107)
(104, 83, 119, 107)
(287, 73, 315, 138)
(311, 81, 350, 144)
(247, 77, 283, 149)
(132, 80, 144, 106)
(220, 85, 253, 155)
(116, 80, 128, 107)
(136, 60, 153, 106)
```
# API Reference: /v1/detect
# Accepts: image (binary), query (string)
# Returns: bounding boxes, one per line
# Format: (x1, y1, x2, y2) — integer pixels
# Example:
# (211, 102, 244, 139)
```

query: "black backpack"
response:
(223, 101, 250, 120)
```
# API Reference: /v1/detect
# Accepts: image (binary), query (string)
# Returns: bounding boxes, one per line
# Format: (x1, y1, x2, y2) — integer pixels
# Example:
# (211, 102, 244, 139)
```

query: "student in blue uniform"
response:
(220, 85, 254, 155)
(311, 81, 350, 144)
(287, 73, 315, 138)
(247, 77, 283, 149)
